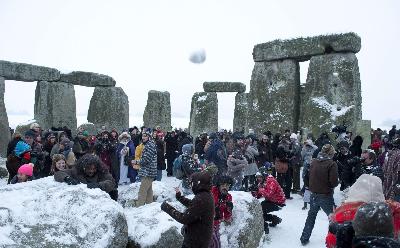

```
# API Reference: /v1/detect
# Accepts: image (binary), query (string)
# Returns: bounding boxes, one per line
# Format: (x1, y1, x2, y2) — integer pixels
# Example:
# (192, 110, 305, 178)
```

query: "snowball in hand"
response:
(189, 48, 206, 64)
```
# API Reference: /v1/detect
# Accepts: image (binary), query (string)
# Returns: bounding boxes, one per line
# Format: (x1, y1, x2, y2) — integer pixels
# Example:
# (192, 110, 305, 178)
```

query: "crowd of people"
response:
(4, 122, 400, 247)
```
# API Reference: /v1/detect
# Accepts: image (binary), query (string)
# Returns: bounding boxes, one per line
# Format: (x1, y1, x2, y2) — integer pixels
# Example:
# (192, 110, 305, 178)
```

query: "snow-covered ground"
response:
(0, 156, 341, 248)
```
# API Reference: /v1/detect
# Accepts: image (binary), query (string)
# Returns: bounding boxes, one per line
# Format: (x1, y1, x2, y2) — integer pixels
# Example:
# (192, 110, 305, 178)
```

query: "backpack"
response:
(173, 155, 184, 179)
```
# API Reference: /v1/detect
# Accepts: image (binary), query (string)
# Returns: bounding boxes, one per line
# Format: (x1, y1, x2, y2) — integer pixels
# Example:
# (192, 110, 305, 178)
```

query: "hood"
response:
(191, 171, 212, 194)
(118, 132, 132, 143)
(14, 141, 31, 157)
(182, 143, 194, 155)
(352, 236, 400, 248)
(345, 174, 384, 203)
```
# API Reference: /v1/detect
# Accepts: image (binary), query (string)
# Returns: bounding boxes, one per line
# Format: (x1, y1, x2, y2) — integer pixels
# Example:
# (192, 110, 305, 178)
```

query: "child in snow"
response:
(10, 163, 35, 184)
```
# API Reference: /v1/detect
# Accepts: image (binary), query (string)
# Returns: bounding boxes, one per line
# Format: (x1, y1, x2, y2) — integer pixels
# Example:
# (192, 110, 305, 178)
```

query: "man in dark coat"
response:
(54, 154, 118, 201)
(161, 171, 215, 248)
(300, 144, 338, 245)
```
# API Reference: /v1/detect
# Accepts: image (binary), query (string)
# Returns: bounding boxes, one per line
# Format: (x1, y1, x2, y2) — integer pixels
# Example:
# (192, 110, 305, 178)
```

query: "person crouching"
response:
(251, 172, 286, 234)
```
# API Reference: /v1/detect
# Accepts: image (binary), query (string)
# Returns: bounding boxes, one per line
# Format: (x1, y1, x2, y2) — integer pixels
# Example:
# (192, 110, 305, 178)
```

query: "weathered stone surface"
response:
(88, 87, 129, 132)
(248, 60, 300, 134)
(253, 32, 361, 62)
(0, 60, 60, 82)
(143, 91, 171, 131)
(78, 123, 97, 136)
(34, 81, 77, 132)
(0, 77, 10, 157)
(220, 192, 264, 248)
(203, 82, 246, 93)
(355, 120, 372, 150)
(0, 167, 8, 179)
(300, 53, 362, 136)
(189, 92, 218, 138)
(60, 71, 116, 87)
(233, 93, 249, 133)
(0, 177, 128, 247)
(15, 120, 39, 137)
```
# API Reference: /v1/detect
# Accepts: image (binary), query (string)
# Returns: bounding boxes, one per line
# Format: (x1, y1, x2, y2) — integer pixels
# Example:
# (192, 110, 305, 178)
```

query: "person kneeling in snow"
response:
(161, 171, 215, 248)
(10, 163, 35, 184)
(54, 154, 118, 201)
(251, 171, 286, 234)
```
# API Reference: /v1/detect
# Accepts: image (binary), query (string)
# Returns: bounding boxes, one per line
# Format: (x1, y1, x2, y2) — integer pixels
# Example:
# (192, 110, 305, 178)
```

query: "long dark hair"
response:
(75, 154, 107, 175)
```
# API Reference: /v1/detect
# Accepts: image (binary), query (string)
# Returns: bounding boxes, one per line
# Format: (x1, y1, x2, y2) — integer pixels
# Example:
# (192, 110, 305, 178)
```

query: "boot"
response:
(302, 202, 308, 210)
(264, 221, 269, 234)
(269, 215, 282, 227)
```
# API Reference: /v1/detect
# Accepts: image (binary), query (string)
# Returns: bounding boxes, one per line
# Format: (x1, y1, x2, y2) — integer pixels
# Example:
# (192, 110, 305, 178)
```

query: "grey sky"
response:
(0, 0, 399, 130)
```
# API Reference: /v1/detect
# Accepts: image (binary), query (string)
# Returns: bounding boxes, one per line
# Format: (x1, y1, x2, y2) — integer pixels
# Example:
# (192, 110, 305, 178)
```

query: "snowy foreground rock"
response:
(0, 157, 8, 179)
(120, 180, 264, 248)
(0, 177, 128, 248)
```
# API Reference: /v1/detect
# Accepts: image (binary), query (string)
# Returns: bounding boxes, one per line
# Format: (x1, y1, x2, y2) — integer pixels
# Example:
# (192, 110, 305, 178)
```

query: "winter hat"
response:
(290, 133, 298, 140)
(321, 144, 336, 158)
(305, 139, 314, 146)
(24, 129, 36, 138)
(345, 174, 384, 203)
(353, 202, 393, 238)
(14, 141, 31, 157)
(208, 132, 217, 140)
(60, 138, 71, 147)
(18, 163, 34, 177)
(182, 144, 194, 155)
(30, 122, 40, 129)
(82, 131, 89, 137)
(255, 172, 263, 177)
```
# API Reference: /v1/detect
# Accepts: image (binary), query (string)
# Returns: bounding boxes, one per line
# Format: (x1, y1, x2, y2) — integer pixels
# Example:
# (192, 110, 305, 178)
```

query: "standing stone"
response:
(253, 32, 361, 62)
(355, 120, 372, 150)
(203, 82, 246, 93)
(34, 81, 77, 132)
(0, 77, 10, 157)
(0, 60, 60, 82)
(189, 92, 218, 138)
(248, 60, 300, 134)
(88, 87, 129, 132)
(143, 91, 171, 131)
(233, 93, 249, 133)
(60, 71, 116, 87)
(301, 53, 362, 136)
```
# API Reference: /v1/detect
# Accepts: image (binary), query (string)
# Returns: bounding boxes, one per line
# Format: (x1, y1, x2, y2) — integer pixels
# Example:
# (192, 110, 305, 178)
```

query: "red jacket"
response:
(326, 200, 400, 248)
(211, 186, 233, 226)
(255, 175, 286, 205)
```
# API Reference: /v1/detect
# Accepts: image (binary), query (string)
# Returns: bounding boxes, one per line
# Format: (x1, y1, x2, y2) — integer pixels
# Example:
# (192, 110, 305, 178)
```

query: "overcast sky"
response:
(0, 0, 399, 130)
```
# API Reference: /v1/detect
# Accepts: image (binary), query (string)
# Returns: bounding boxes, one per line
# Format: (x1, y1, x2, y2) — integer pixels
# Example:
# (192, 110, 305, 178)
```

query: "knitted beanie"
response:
(18, 163, 34, 177)
(353, 201, 394, 238)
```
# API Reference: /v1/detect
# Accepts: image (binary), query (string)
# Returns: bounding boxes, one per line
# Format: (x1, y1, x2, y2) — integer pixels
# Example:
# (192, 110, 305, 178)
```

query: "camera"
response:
(347, 156, 366, 165)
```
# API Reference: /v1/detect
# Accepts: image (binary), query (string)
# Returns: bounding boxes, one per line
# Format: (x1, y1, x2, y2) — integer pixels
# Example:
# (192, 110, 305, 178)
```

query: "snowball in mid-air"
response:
(189, 48, 206, 64)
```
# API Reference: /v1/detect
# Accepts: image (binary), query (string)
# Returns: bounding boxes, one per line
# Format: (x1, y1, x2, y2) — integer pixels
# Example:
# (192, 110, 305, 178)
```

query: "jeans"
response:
(300, 193, 335, 242)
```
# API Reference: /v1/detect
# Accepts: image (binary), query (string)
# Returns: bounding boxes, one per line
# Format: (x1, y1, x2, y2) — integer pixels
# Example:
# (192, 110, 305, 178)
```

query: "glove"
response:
(87, 182, 100, 189)
(64, 176, 79, 185)
(161, 201, 170, 212)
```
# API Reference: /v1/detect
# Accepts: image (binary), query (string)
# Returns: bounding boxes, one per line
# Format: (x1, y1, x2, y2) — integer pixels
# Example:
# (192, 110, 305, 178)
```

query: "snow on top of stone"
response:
(0, 177, 124, 247)
(312, 96, 354, 118)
